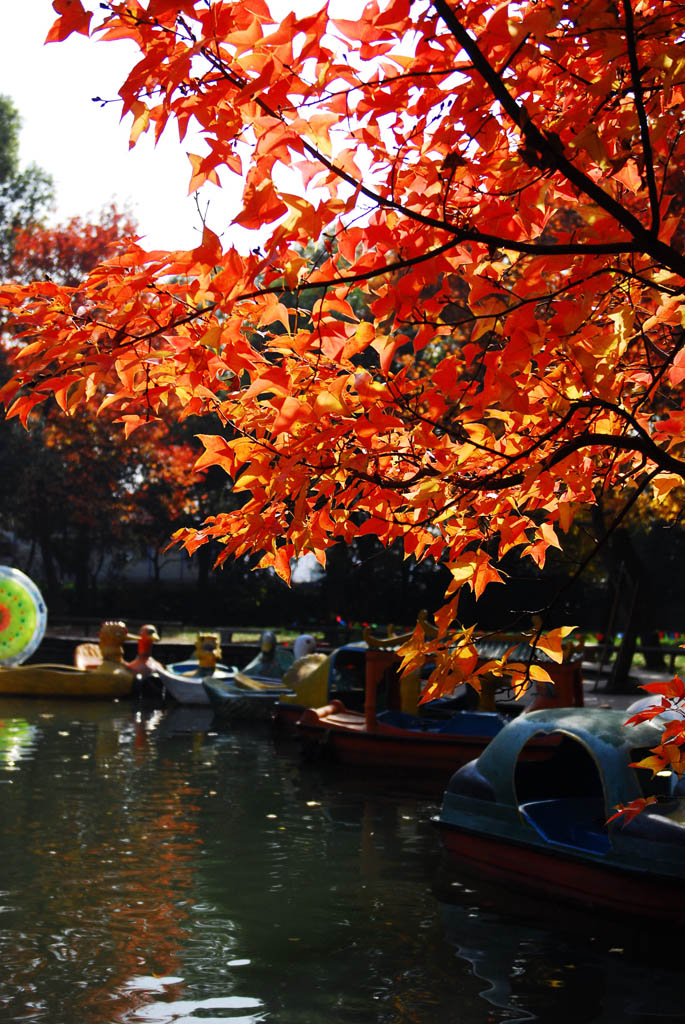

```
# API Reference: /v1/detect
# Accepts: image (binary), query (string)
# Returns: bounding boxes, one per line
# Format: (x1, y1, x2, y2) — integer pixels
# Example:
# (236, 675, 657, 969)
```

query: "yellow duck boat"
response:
(0, 620, 138, 699)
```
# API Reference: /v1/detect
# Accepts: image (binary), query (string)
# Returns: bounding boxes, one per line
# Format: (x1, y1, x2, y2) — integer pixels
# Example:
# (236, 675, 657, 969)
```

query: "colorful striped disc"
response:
(0, 567, 47, 666)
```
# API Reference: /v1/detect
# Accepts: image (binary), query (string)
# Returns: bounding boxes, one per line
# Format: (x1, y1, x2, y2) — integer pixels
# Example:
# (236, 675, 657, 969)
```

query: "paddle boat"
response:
(155, 632, 238, 706)
(127, 624, 166, 676)
(234, 629, 297, 683)
(289, 624, 583, 781)
(0, 620, 138, 699)
(201, 631, 309, 720)
(434, 707, 685, 919)
(274, 623, 584, 735)
(273, 641, 368, 731)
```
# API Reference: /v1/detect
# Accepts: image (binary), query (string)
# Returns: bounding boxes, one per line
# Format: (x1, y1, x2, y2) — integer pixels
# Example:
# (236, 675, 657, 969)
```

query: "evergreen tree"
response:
(0, 95, 54, 274)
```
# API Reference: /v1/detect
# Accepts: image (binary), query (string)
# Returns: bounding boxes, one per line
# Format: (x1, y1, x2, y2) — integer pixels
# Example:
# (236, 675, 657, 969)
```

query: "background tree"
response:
(1, 201, 206, 610)
(1, 0, 685, 693)
(0, 95, 53, 275)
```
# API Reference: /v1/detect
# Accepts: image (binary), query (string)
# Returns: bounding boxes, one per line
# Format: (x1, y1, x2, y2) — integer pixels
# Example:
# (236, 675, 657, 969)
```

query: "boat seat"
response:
(376, 710, 435, 731)
(74, 642, 102, 671)
(435, 711, 505, 737)
(519, 797, 611, 854)
(376, 709, 505, 737)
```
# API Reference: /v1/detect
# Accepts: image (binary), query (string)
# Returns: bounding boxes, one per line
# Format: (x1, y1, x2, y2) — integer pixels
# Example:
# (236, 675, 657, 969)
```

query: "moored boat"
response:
(230, 630, 296, 689)
(434, 707, 685, 919)
(273, 642, 370, 731)
(0, 620, 138, 699)
(158, 632, 238, 706)
(202, 676, 294, 721)
(202, 631, 309, 719)
(291, 624, 581, 781)
(274, 624, 584, 734)
(297, 700, 511, 776)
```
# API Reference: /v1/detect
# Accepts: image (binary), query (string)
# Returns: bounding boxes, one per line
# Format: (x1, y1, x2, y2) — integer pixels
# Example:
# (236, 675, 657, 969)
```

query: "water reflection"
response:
(0, 701, 681, 1024)
(0, 701, 203, 1024)
(118, 977, 264, 1024)
(434, 867, 683, 1022)
(0, 712, 36, 769)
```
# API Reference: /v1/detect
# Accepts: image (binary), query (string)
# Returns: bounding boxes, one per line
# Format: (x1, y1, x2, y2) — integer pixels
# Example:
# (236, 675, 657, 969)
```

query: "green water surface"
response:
(0, 700, 678, 1024)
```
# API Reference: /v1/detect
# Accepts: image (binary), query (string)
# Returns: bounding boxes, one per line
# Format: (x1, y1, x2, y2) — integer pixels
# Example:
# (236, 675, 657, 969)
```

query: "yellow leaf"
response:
(630, 754, 668, 776)
(528, 664, 553, 683)
(199, 324, 224, 351)
(652, 474, 683, 500)
(536, 626, 576, 664)
(129, 100, 150, 148)
(232, 472, 262, 493)
(314, 391, 346, 416)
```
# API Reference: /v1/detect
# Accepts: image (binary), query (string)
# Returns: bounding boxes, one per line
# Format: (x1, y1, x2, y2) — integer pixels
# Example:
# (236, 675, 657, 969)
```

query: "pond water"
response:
(0, 699, 679, 1024)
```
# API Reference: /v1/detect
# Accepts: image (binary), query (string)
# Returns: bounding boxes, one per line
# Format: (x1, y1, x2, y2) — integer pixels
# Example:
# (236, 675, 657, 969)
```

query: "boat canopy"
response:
(471, 708, 665, 811)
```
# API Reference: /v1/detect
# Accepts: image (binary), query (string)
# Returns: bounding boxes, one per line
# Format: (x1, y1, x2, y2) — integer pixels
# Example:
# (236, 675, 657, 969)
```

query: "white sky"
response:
(1, 0, 386, 255)
(0, 3, 243, 250)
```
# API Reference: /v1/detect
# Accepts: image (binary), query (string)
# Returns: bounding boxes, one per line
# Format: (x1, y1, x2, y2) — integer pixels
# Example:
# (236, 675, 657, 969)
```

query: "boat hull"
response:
(298, 720, 501, 772)
(203, 678, 289, 721)
(153, 662, 239, 706)
(434, 709, 685, 921)
(435, 819, 685, 920)
(295, 706, 552, 777)
(0, 663, 134, 699)
(163, 674, 212, 705)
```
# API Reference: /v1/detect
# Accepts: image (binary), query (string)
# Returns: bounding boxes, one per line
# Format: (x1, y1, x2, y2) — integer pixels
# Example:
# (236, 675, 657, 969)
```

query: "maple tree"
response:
(1, 0, 684, 698)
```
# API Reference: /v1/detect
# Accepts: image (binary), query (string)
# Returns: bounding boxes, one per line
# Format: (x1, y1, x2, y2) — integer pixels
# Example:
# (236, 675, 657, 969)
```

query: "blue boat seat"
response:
(519, 797, 611, 854)
(376, 710, 433, 730)
(434, 712, 505, 737)
(376, 709, 505, 737)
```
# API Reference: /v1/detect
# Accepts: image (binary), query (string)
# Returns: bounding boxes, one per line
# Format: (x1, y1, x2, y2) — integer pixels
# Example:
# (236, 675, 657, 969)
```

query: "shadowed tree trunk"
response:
(603, 528, 646, 693)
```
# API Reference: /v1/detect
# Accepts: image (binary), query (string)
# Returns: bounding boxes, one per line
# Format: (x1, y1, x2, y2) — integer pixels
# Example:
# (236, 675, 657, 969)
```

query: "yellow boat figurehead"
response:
(195, 633, 223, 670)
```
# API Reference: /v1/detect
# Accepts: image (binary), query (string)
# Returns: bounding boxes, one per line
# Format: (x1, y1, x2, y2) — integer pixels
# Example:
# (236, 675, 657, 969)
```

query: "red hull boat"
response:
(435, 708, 685, 920)
(296, 699, 523, 775)
(293, 625, 579, 781)
(436, 822, 685, 919)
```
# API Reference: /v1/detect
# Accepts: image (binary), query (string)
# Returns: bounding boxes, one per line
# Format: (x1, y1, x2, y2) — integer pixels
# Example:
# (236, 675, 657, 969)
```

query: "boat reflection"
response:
(151, 706, 216, 739)
(435, 866, 683, 1022)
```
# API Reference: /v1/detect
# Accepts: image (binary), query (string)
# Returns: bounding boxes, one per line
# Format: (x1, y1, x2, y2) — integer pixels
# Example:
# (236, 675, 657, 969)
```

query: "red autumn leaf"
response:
(46, 0, 92, 42)
(641, 676, 685, 700)
(613, 158, 642, 194)
(606, 796, 657, 826)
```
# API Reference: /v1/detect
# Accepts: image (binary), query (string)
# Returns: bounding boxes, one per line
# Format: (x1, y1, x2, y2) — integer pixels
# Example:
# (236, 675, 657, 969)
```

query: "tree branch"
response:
(622, 0, 660, 232)
(198, 27, 657, 265)
(432, 0, 685, 277)
(335, 428, 685, 496)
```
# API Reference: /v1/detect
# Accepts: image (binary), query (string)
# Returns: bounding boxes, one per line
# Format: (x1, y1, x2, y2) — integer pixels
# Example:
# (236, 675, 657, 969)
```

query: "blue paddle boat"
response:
(434, 708, 685, 919)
